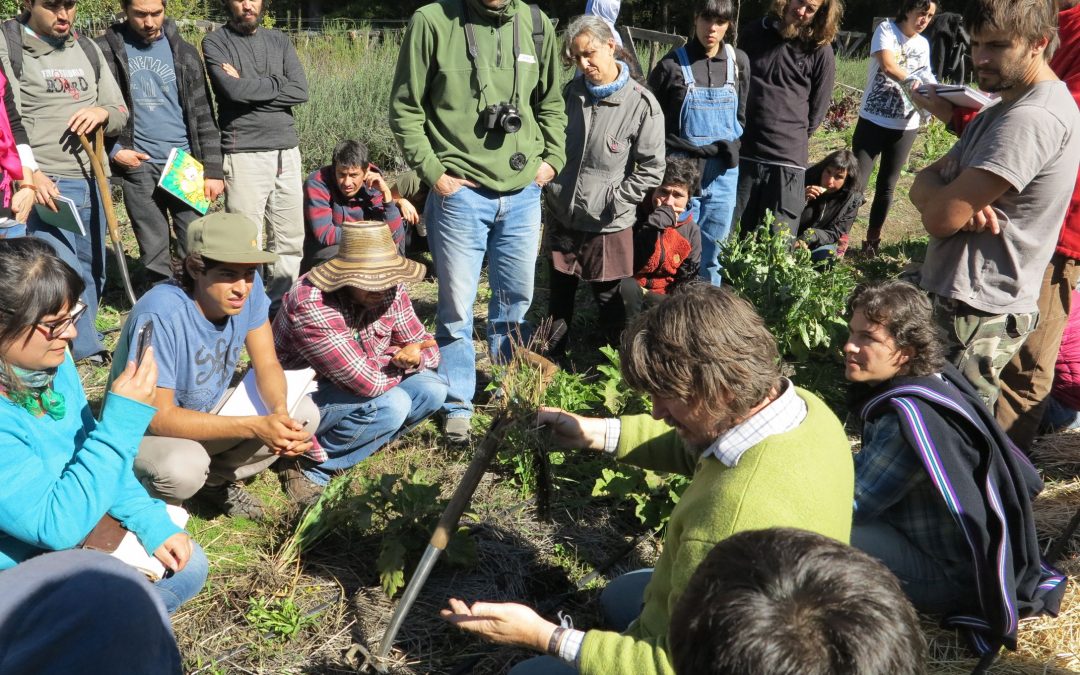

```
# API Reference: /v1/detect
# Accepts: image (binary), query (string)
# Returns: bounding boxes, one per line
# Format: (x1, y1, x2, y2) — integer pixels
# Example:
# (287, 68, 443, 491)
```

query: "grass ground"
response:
(69, 53, 1080, 674)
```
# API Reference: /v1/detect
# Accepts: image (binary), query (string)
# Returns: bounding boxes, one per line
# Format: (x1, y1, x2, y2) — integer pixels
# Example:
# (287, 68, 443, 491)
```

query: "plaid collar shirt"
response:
(702, 378, 807, 467)
(854, 408, 969, 570)
(304, 164, 404, 247)
(273, 276, 440, 403)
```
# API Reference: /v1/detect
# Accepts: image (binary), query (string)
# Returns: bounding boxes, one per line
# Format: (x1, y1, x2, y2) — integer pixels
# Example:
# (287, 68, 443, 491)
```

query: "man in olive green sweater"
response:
(388, 0, 567, 443)
(440, 284, 854, 674)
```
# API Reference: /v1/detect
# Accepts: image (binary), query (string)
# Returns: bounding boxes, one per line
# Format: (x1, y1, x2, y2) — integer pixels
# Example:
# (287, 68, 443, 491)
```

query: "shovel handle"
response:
(77, 130, 123, 245)
(429, 413, 514, 550)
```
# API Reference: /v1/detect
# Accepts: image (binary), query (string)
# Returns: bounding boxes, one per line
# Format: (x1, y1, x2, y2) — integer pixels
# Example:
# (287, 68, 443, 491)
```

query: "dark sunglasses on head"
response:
(41, 0, 78, 11)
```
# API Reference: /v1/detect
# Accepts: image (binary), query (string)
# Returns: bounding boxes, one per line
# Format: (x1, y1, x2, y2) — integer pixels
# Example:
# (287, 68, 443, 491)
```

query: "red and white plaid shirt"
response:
(273, 276, 439, 400)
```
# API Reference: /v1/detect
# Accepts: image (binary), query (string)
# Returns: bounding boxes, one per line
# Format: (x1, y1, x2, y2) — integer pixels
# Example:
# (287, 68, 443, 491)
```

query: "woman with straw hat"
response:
(273, 221, 447, 492)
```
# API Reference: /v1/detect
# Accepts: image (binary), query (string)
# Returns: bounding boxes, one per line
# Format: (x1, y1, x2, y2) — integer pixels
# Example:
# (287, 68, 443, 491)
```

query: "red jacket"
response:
(1051, 4, 1080, 259)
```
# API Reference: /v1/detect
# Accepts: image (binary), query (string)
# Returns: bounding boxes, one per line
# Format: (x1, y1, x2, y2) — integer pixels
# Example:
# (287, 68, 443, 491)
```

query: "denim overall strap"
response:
(675, 43, 743, 285)
(676, 43, 742, 146)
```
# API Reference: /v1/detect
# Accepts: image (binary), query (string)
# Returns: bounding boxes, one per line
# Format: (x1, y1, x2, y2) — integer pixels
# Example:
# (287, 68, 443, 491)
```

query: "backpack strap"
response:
(2, 19, 23, 81)
(0, 20, 100, 82)
(529, 3, 544, 60)
(76, 31, 101, 81)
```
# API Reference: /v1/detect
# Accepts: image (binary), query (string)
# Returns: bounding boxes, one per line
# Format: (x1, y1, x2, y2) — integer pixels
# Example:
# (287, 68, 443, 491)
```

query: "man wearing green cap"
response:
(110, 212, 318, 519)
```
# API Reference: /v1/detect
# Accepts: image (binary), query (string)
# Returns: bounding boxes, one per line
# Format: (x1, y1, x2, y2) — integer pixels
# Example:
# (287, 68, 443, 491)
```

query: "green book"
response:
(157, 147, 210, 214)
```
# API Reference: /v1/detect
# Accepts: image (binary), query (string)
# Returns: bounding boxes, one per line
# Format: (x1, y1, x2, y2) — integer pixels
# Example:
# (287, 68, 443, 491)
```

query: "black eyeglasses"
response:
(33, 301, 87, 340)
(41, 0, 78, 11)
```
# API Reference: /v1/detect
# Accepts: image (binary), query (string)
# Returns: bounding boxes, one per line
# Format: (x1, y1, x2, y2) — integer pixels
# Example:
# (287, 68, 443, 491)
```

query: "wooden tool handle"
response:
(429, 413, 514, 550)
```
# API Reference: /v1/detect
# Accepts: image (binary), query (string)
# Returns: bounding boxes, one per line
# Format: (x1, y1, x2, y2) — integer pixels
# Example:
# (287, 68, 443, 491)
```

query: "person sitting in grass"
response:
(0, 237, 206, 615)
(796, 149, 862, 262)
(619, 156, 702, 319)
(441, 283, 854, 675)
(301, 139, 403, 273)
(274, 221, 446, 494)
(844, 279, 1065, 649)
(111, 212, 318, 520)
(668, 528, 927, 675)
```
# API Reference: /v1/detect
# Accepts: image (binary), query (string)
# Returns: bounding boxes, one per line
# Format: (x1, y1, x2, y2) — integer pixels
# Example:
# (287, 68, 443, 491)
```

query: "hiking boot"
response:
(276, 459, 324, 507)
(192, 481, 265, 520)
(444, 416, 472, 446)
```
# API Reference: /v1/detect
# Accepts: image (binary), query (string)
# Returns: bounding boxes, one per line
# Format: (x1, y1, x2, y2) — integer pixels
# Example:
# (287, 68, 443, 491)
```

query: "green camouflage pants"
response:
(931, 295, 1039, 410)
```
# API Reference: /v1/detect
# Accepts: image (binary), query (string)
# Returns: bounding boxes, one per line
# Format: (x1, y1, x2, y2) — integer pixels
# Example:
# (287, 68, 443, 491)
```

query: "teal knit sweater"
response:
(0, 356, 177, 569)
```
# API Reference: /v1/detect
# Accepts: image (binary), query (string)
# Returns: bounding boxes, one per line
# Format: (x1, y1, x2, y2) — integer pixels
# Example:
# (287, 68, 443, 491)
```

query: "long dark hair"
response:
(0, 238, 84, 390)
(806, 149, 859, 193)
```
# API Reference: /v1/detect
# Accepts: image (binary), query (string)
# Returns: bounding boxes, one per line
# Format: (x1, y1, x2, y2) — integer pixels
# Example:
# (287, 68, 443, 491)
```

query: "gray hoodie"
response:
(0, 24, 128, 178)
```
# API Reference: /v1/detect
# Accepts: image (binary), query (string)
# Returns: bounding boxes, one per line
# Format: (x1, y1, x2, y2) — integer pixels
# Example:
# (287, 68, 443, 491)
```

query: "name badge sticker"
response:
(518, 54, 537, 64)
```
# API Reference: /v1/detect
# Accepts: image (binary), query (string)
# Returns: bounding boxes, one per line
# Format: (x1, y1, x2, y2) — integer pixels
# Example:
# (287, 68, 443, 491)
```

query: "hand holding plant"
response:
(537, 406, 607, 451)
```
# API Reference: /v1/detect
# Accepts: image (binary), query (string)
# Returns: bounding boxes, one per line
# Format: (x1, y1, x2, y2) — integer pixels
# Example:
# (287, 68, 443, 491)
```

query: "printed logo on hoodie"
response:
(39, 67, 91, 101)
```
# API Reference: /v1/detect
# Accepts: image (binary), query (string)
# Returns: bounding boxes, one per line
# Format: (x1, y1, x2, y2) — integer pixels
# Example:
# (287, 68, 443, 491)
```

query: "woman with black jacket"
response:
(797, 149, 862, 262)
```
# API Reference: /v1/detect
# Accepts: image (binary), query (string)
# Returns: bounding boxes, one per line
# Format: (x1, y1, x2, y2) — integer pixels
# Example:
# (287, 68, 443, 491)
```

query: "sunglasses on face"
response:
(34, 300, 87, 340)
(41, 0, 78, 11)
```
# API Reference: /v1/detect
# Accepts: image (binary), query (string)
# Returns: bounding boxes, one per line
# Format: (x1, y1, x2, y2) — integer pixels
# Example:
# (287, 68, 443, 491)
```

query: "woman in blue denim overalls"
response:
(647, 0, 749, 285)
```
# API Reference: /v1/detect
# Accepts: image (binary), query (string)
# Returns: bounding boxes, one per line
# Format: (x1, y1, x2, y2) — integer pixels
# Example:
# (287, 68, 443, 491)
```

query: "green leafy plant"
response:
(542, 367, 601, 413)
(595, 345, 651, 416)
(721, 217, 855, 360)
(245, 596, 318, 641)
(592, 466, 689, 531)
(911, 118, 954, 171)
(349, 470, 476, 597)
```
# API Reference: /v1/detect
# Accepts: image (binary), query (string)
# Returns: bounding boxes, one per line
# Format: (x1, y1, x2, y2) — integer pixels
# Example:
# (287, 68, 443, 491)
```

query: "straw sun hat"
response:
(308, 221, 425, 292)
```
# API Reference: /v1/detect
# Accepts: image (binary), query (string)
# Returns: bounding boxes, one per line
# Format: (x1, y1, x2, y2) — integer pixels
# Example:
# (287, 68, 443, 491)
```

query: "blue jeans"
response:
(0, 550, 182, 674)
(0, 220, 26, 238)
(305, 370, 448, 485)
(851, 520, 972, 615)
(424, 182, 542, 419)
(1042, 394, 1080, 432)
(508, 568, 653, 674)
(27, 176, 108, 359)
(153, 540, 209, 615)
(694, 160, 739, 285)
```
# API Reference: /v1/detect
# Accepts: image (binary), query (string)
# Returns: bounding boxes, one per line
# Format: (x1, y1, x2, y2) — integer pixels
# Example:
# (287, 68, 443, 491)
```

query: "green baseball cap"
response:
(186, 212, 279, 264)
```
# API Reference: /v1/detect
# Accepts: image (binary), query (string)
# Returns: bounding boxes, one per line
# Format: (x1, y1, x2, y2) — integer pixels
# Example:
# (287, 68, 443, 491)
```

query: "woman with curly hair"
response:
(844, 280, 1064, 646)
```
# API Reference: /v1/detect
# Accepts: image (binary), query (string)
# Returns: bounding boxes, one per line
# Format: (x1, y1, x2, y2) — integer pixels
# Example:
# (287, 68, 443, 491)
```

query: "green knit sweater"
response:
(577, 388, 854, 675)
(388, 0, 567, 192)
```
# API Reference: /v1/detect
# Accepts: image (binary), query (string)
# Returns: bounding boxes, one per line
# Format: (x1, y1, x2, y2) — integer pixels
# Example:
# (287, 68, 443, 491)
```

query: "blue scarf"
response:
(0, 364, 66, 420)
(585, 60, 629, 101)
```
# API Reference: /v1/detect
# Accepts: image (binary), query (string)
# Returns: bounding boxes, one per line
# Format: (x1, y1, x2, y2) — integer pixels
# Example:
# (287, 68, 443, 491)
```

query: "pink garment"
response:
(1049, 5, 1080, 260)
(0, 67, 24, 209)
(1053, 290, 1080, 410)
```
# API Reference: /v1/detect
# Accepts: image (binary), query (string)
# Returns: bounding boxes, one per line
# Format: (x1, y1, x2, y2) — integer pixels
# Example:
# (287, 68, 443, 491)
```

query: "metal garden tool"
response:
(374, 349, 559, 667)
(78, 128, 138, 307)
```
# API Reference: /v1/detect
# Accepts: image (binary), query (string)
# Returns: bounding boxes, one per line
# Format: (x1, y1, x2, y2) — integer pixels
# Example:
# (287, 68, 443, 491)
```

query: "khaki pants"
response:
(134, 390, 321, 504)
(932, 294, 1039, 411)
(995, 253, 1080, 450)
(223, 147, 304, 303)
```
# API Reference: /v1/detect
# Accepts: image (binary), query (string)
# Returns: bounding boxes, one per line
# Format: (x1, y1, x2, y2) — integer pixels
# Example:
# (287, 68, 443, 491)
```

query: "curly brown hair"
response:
(770, 0, 844, 47)
(621, 283, 781, 423)
(847, 280, 946, 377)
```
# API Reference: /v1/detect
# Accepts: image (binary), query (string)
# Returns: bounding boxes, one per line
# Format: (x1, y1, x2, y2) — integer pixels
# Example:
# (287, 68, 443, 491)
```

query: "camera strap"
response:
(463, 5, 521, 107)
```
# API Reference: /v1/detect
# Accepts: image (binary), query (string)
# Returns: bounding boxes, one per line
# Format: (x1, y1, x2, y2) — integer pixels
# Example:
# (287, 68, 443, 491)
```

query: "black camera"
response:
(482, 102, 522, 134)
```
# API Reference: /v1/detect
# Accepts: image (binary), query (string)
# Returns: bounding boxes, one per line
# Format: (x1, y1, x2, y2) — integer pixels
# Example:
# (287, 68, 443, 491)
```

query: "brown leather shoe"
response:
(277, 459, 324, 506)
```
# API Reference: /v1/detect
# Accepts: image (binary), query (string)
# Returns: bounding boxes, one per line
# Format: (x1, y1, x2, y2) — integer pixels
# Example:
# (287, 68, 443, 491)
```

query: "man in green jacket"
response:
(389, 0, 567, 444)
(440, 284, 854, 674)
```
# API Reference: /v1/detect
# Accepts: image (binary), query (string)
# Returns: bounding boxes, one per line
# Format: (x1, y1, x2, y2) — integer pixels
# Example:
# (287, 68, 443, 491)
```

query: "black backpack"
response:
(2, 18, 101, 82)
